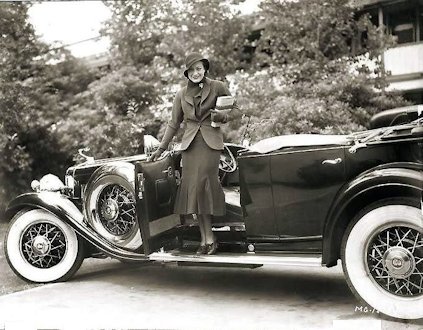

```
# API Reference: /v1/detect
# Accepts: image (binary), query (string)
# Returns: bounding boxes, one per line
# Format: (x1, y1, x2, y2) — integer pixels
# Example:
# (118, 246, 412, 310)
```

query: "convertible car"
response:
(3, 105, 423, 320)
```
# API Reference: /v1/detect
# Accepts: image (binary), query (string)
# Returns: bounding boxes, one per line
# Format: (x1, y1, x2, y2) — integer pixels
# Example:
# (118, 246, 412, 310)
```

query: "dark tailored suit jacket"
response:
(159, 77, 240, 151)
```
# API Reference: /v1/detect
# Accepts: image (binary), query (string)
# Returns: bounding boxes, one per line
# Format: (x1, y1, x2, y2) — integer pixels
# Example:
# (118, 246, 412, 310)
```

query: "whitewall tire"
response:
(342, 199, 423, 320)
(5, 209, 84, 283)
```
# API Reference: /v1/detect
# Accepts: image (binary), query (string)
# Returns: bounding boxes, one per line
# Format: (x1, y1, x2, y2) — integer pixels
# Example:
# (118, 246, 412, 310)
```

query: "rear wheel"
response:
(341, 199, 423, 320)
(5, 209, 84, 283)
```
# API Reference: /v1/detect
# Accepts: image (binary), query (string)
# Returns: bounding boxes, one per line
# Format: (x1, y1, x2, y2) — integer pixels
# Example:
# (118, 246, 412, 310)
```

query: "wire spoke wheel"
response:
(98, 184, 136, 236)
(342, 199, 423, 320)
(21, 222, 67, 268)
(367, 226, 422, 297)
(5, 209, 84, 283)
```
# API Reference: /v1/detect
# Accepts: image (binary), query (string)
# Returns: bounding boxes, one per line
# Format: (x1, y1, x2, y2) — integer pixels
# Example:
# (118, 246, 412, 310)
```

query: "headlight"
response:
(38, 174, 65, 192)
(31, 180, 40, 192)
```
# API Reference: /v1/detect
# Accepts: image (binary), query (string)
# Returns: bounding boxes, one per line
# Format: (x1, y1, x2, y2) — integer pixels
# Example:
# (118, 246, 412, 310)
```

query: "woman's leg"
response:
(200, 214, 218, 254)
(201, 214, 215, 244)
(196, 214, 206, 246)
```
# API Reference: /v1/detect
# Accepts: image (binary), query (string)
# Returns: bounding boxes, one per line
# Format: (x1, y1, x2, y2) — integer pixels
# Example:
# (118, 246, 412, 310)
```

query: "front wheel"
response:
(5, 209, 85, 283)
(341, 199, 423, 320)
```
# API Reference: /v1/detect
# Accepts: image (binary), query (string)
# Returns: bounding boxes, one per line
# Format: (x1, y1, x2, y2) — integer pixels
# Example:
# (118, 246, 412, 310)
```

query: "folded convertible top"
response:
(247, 134, 352, 154)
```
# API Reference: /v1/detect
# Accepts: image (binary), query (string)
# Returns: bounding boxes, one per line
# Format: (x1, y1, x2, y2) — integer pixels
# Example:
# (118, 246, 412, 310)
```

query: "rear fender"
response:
(322, 163, 423, 266)
(6, 192, 147, 261)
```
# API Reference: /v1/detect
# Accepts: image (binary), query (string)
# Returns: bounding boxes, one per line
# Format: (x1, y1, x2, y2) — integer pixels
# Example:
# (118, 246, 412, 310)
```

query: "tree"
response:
(0, 2, 47, 209)
(0, 0, 410, 213)
(103, 0, 248, 76)
(80, 0, 248, 155)
(57, 66, 161, 159)
(224, 0, 409, 143)
(98, 0, 251, 147)
(0, 2, 97, 213)
(156, 0, 249, 78)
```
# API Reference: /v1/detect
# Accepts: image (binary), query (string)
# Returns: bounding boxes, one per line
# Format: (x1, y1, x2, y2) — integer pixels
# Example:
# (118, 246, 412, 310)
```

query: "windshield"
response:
(352, 118, 422, 144)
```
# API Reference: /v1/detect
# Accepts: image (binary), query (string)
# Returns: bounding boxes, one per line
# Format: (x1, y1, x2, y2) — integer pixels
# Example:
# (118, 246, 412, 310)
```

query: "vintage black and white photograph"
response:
(0, 0, 422, 329)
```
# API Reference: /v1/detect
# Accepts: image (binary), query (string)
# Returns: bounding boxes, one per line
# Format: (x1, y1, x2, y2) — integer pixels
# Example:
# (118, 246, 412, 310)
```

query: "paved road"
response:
(0, 221, 114, 295)
(1, 222, 422, 329)
(0, 222, 42, 295)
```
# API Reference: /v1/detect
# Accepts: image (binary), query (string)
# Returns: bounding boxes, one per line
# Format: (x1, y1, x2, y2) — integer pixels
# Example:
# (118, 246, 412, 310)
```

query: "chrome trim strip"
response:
(278, 235, 322, 242)
(239, 146, 347, 159)
(148, 251, 322, 266)
(211, 222, 245, 232)
(68, 216, 147, 261)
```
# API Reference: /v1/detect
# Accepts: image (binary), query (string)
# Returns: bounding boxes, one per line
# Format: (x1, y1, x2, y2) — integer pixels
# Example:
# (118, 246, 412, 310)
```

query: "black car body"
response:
(4, 105, 423, 320)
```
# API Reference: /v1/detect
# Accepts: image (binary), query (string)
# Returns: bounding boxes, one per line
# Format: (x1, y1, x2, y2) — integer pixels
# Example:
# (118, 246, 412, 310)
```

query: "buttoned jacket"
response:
(159, 77, 240, 151)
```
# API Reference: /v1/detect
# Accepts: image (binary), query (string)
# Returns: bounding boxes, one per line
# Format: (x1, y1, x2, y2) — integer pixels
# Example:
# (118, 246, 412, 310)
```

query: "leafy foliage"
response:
(0, 0, 411, 215)
(57, 66, 161, 159)
(223, 0, 409, 143)
(0, 3, 96, 212)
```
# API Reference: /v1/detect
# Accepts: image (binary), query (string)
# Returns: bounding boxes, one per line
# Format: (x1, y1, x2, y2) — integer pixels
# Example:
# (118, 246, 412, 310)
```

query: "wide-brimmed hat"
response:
(183, 52, 210, 78)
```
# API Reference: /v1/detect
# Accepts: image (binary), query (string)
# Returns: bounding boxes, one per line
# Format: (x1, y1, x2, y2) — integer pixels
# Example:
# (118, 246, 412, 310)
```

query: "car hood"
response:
(247, 134, 353, 154)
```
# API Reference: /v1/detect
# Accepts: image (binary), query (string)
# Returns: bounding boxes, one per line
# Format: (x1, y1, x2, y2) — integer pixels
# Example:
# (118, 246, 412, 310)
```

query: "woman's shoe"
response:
(206, 241, 218, 255)
(196, 244, 207, 255)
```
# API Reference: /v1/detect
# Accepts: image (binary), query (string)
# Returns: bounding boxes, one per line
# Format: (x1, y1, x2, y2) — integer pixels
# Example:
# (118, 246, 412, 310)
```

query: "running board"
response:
(148, 251, 322, 267)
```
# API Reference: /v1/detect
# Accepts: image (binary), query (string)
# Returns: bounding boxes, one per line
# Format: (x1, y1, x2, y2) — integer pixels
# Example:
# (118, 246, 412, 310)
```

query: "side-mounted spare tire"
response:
(5, 209, 85, 283)
(84, 162, 142, 250)
(341, 198, 423, 320)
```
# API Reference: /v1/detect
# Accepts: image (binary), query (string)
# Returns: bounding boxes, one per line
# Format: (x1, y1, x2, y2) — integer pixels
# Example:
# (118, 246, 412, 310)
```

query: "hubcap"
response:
(383, 247, 415, 279)
(32, 236, 51, 255)
(21, 222, 67, 268)
(101, 199, 119, 222)
(367, 226, 423, 297)
(97, 184, 136, 237)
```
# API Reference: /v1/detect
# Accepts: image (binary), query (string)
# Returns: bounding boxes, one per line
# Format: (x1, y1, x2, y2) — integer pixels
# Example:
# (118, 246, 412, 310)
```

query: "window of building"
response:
(420, 9, 423, 42)
(393, 23, 414, 43)
(404, 91, 423, 105)
(387, 9, 416, 44)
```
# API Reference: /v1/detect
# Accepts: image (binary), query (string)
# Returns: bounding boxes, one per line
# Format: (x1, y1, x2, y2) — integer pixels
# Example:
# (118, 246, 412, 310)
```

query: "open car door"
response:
(135, 155, 181, 254)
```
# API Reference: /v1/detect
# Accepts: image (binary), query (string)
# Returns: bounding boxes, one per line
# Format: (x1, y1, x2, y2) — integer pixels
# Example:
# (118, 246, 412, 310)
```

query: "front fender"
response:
(322, 163, 423, 266)
(6, 192, 146, 261)
(6, 192, 84, 223)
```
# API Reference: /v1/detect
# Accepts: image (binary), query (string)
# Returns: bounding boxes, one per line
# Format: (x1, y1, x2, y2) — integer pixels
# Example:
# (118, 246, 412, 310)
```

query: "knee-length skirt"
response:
(174, 132, 226, 216)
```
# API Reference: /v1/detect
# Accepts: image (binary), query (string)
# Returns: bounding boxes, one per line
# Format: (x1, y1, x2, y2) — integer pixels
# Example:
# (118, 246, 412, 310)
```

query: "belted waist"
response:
(184, 118, 212, 127)
(179, 117, 224, 151)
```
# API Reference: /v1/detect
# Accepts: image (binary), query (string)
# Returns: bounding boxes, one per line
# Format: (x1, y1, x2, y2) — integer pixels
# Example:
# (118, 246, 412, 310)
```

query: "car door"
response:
(135, 155, 181, 254)
(238, 154, 279, 240)
(270, 146, 346, 239)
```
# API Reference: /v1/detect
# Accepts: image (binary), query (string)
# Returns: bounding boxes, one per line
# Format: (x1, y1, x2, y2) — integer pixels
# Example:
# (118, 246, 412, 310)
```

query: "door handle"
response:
(162, 166, 174, 177)
(137, 173, 144, 199)
(322, 158, 342, 165)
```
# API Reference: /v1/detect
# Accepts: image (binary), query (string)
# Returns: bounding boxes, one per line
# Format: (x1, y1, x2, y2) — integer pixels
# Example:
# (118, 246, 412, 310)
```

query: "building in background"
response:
(82, 52, 111, 71)
(355, 0, 423, 104)
(83, 0, 423, 105)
